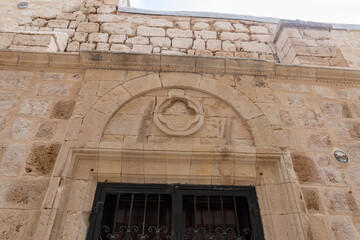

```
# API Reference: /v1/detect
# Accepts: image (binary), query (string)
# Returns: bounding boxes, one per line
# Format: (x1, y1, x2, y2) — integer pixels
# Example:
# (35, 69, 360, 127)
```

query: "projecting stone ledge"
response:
(0, 31, 69, 52)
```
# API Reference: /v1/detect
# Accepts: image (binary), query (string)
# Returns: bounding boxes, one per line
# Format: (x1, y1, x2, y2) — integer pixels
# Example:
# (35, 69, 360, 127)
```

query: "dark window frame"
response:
(87, 183, 264, 240)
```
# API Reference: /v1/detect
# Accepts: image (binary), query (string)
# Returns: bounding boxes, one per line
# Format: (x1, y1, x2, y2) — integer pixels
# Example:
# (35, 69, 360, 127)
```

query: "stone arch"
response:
(77, 72, 275, 148)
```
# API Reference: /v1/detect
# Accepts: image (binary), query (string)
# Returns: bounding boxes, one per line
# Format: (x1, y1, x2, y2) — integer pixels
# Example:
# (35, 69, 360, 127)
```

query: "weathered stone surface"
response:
(11, 119, 31, 140)
(0, 144, 27, 176)
(35, 123, 55, 139)
(302, 187, 324, 213)
(172, 38, 193, 49)
(317, 155, 346, 185)
(291, 153, 321, 183)
(146, 18, 173, 27)
(0, 212, 29, 240)
(97, 43, 110, 50)
(88, 14, 124, 22)
(296, 108, 323, 128)
(325, 189, 359, 214)
(109, 34, 126, 43)
(0, 33, 15, 49)
(306, 133, 332, 150)
(97, 5, 117, 14)
(329, 121, 360, 140)
(350, 103, 360, 117)
(38, 72, 64, 81)
(0, 71, 32, 89)
(214, 21, 234, 31)
(220, 32, 249, 41)
(150, 37, 171, 48)
(329, 217, 357, 240)
(138, 26, 165, 37)
(195, 30, 216, 39)
(320, 102, 352, 118)
(193, 39, 205, 50)
(250, 25, 268, 34)
(126, 36, 149, 45)
(110, 44, 131, 52)
(132, 44, 153, 54)
(80, 43, 96, 50)
(77, 22, 99, 32)
(66, 41, 80, 52)
(88, 33, 109, 43)
(222, 41, 236, 52)
(13, 34, 56, 49)
(73, 32, 88, 42)
(101, 22, 135, 35)
(25, 143, 61, 176)
(233, 23, 249, 32)
(206, 39, 221, 51)
(43, 83, 71, 95)
(20, 100, 49, 117)
(47, 19, 69, 28)
(0, 92, 18, 109)
(167, 29, 192, 38)
(236, 41, 272, 53)
(31, 19, 48, 27)
(193, 22, 209, 30)
(0, 178, 49, 208)
(51, 100, 75, 119)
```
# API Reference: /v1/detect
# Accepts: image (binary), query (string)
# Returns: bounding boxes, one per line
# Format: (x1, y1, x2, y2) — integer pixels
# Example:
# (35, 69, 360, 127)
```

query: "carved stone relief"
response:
(154, 95, 204, 136)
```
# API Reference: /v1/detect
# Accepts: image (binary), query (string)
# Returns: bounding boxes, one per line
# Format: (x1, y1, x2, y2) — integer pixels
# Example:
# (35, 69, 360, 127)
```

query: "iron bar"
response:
(233, 196, 240, 239)
(206, 196, 215, 240)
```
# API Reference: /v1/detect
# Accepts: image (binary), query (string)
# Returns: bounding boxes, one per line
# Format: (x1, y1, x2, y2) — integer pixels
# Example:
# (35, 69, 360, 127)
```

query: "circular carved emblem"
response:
(154, 96, 204, 136)
(334, 150, 348, 163)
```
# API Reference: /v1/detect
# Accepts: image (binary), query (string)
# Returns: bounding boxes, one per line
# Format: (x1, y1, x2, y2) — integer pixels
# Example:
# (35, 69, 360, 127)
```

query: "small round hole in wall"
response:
(334, 150, 348, 163)
(17, 2, 29, 9)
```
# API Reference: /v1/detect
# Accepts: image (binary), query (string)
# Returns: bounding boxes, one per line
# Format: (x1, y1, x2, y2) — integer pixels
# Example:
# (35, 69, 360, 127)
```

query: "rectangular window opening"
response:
(87, 184, 264, 240)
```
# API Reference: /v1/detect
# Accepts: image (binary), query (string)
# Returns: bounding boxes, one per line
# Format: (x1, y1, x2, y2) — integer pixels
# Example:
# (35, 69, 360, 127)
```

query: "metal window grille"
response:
(87, 184, 264, 240)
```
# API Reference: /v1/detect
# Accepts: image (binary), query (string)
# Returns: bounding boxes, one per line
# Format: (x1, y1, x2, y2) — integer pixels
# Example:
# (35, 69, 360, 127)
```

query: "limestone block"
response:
(317, 155, 346, 185)
(109, 34, 126, 43)
(77, 22, 99, 32)
(233, 23, 249, 32)
(132, 44, 153, 54)
(101, 22, 135, 35)
(126, 36, 149, 45)
(35, 123, 55, 139)
(350, 103, 360, 118)
(11, 119, 31, 140)
(320, 101, 352, 118)
(336, 88, 360, 101)
(301, 187, 324, 213)
(25, 143, 61, 176)
(193, 39, 205, 50)
(328, 217, 358, 240)
(279, 110, 295, 127)
(220, 32, 249, 41)
(43, 83, 71, 95)
(172, 38, 193, 49)
(80, 43, 96, 50)
(162, 50, 186, 55)
(146, 18, 173, 27)
(0, 178, 49, 209)
(20, 100, 49, 117)
(38, 72, 64, 81)
(340, 143, 360, 163)
(0, 92, 18, 109)
(0, 212, 29, 240)
(97, 5, 117, 14)
(12, 34, 57, 50)
(291, 153, 321, 183)
(57, 13, 77, 21)
(167, 28, 193, 38)
(250, 25, 268, 34)
(66, 41, 80, 52)
(296, 108, 324, 128)
(206, 39, 221, 51)
(0, 71, 32, 89)
(73, 32, 88, 42)
(236, 41, 272, 53)
(0, 33, 15, 49)
(97, 43, 110, 50)
(88, 14, 124, 22)
(325, 189, 359, 214)
(270, 82, 310, 92)
(193, 22, 210, 30)
(0, 144, 27, 176)
(306, 132, 333, 151)
(160, 72, 201, 89)
(194, 30, 216, 40)
(150, 37, 171, 48)
(286, 94, 303, 107)
(222, 41, 236, 52)
(110, 43, 131, 52)
(123, 74, 161, 96)
(57, 211, 89, 240)
(213, 22, 234, 31)
(247, 116, 274, 147)
(138, 26, 165, 37)
(329, 121, 360, 140)
(47, 20, 69, 28)
(88, 33, 109, 43)
(251, 34, 272, 43)
(51, 100, 75, 119)
(176, 21, 190, 30)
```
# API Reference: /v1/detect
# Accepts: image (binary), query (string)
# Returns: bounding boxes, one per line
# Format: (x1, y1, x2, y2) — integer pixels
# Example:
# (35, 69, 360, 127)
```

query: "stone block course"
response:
(88, 33, 109, 43)
(47, 19, 70, 28)
(77, 22, 99, 33)
(172, 38, 193, 49)
(138, 26, 165, 37)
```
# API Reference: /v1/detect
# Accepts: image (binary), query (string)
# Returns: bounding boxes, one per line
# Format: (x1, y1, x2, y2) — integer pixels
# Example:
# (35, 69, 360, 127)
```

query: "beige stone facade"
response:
(1, 0, 360, 240)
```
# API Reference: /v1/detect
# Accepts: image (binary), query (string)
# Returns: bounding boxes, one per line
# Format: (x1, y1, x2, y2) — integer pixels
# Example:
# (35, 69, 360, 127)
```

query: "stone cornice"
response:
(1, 50, 360, 85)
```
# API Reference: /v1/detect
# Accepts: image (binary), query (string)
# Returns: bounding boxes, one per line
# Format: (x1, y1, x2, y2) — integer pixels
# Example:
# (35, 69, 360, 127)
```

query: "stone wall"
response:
(0, 66, 83, 239)
(1, 0, 360, 68)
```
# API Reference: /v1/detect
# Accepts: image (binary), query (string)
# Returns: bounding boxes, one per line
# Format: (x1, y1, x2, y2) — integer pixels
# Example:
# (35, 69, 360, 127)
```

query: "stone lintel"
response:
(0, 50, 359, 85)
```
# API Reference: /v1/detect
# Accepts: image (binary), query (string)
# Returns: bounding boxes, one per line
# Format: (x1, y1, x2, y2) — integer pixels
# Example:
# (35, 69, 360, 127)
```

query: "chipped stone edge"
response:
(1, 50, 360, 85)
